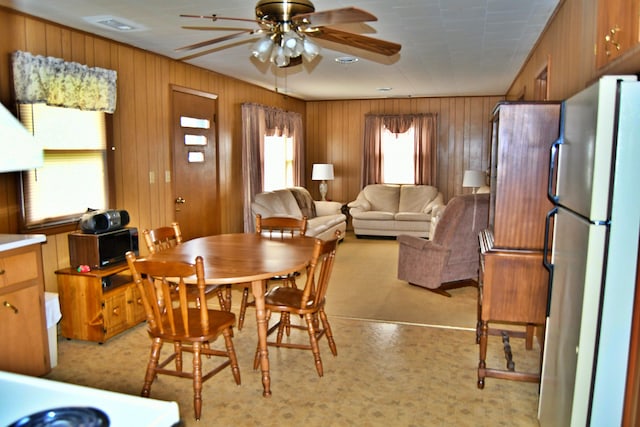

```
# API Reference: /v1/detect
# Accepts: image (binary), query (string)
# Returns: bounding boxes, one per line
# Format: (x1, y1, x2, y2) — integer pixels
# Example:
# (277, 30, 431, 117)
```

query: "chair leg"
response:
(276, 313, 287, 344)
(216, 290, 227, 311)
(225, 284, 232, 312)
(174, 341, 183, 372)
(304, 313, 324, 377)
(222, 328, 241, 385)
(192, 342, 203, 420)
(142, 338, 163, 398)
(319, 309, 337, 356)
(238, 287, 249, 330)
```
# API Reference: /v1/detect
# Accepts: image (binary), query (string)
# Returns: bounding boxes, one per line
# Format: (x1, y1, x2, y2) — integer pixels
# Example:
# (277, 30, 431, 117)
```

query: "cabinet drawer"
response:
(0, 250, 40, 288)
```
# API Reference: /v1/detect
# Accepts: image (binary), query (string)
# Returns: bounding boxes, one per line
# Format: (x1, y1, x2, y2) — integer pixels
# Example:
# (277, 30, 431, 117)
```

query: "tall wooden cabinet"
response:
(0, 236, 50, 376)
(477, 102, 561, 388)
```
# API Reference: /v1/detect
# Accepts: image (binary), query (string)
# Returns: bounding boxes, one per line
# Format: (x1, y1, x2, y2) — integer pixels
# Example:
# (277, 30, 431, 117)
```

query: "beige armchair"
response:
(397, 193, 489, 296)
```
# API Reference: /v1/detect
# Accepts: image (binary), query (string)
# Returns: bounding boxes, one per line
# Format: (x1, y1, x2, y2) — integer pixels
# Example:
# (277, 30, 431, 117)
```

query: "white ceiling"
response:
(1, 0, 560, 100)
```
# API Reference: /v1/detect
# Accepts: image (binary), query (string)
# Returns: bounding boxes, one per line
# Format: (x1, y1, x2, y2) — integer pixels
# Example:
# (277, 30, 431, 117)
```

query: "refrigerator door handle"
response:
(543, 206, 557, 316)
(547, 136, 563, 204)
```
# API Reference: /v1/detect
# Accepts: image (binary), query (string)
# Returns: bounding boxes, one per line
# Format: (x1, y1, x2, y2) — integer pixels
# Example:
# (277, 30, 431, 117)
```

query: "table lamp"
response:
(312, 163, 334, 201)
(462, 170, 485, 194)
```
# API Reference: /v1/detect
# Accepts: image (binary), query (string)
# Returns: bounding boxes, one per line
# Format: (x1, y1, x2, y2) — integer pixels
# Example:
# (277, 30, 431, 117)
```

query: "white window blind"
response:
(19, 104, 108, 228)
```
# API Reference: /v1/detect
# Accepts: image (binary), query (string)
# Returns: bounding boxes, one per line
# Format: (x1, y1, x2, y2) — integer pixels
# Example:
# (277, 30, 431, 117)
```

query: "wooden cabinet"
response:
(488, 102, 560, 250)
(477, 102, 560, 388)
(56, 263, 145, 343)
(596, 0, 640, 68)
(0, 241, 50, 376)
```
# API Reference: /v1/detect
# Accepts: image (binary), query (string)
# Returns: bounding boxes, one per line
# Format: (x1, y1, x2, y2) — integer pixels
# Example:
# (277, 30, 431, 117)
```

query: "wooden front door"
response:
(171, 87, 220, 240)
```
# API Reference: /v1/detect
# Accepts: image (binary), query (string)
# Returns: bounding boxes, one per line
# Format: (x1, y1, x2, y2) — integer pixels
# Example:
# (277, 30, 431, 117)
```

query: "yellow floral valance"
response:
(11, 51, 117, 113)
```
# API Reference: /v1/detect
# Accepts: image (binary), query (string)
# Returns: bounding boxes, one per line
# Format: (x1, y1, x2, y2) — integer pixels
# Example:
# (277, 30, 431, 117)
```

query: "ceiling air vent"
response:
(83, 15, 146, 32)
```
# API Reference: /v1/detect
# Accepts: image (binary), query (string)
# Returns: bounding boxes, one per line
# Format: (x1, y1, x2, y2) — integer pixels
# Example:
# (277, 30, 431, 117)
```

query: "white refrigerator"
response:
(538, 75, 640, 426)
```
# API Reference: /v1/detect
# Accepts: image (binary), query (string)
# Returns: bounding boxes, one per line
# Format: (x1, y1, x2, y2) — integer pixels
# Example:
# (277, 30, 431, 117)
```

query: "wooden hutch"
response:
(477, 102, 561, 387)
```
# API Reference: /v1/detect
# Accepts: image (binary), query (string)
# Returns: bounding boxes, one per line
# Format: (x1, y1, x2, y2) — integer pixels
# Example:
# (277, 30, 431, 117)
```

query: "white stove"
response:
(0, 371, 181, 426)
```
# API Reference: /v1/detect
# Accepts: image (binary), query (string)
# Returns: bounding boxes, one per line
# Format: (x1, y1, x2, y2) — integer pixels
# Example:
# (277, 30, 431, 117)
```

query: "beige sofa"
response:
(347, 184, 444, 238)
(251, 187, 346, 241)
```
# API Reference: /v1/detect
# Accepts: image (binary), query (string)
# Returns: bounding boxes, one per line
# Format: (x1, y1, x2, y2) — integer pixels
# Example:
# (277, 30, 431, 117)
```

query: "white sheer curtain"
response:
(241, 103, 304, 231)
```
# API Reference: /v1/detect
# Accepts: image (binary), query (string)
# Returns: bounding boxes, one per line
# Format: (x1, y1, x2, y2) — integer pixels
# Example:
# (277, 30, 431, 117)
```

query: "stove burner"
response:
(9, 406, 109, 427)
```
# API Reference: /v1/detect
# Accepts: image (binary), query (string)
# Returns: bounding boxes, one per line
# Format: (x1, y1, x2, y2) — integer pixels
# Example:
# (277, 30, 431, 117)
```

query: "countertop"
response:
(0, 234, 47, 252)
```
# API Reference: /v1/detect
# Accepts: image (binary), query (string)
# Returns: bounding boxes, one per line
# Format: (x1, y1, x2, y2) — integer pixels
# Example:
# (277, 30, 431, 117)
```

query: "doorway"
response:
(171, 86, 220, 240)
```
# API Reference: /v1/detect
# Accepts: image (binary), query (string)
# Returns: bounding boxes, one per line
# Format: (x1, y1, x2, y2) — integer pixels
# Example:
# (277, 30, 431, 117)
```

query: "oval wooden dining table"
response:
(143, 232, 317, 397)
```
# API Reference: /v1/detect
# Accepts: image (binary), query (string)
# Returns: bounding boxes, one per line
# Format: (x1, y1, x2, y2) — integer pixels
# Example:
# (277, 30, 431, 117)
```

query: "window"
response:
(362, 114, 437, 187)
(381, 126, 415, 184)
(19, 104, 108, 229)
(263, 134, 294, 191)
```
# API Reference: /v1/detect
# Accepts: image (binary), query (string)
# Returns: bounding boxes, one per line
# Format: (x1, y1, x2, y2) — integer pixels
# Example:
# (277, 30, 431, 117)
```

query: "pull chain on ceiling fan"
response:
(177, 0, 401, 67)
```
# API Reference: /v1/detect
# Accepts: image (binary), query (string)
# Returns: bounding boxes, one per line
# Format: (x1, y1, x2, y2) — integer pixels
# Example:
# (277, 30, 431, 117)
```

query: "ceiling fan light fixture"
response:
(251, 35, 275, 62)
(302, 38, 320, 61)
(273, 45, 290, 67)
(283, 32, 305, 57)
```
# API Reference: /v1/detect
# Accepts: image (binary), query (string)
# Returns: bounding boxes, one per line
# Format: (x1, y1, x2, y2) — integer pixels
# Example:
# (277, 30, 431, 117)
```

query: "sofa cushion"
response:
(252, 189, 301, 218)
(394, 211, 431, 221)
(350, 211, 395, 220)
(398, 185, 438, 212)
(422, 193, 444, 213)
(362, 184, 400, 213)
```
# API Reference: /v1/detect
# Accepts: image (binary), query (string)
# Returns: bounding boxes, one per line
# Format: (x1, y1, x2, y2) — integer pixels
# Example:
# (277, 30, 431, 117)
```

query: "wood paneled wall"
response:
(0, 7, 304, 291)
(305, 96, 502, 205)
(507, 0, 598, 101)
(507, 0, 640, 101)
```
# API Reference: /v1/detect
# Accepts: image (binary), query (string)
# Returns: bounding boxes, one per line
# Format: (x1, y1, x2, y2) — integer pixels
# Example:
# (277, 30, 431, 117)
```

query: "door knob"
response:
(175, 196, 186, 204)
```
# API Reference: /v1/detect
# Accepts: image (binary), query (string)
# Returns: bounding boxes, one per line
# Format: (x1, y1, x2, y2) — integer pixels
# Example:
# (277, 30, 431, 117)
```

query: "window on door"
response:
(19, 104, 109, 230)
(381, 126, 415, 184)
(263, 134, 294, 191)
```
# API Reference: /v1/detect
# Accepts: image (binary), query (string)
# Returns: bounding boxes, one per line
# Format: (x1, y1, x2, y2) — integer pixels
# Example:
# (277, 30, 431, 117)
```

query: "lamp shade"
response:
(462, 170, 485, 188)
(312, 163, 334, 181)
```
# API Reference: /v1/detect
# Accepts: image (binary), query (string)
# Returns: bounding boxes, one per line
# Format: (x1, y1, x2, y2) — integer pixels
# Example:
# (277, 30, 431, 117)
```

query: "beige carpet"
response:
(326, 235, 478, 329)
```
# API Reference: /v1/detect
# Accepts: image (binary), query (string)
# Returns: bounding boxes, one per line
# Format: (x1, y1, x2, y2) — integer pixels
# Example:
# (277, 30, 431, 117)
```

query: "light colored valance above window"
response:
(11, 50, 117, 113)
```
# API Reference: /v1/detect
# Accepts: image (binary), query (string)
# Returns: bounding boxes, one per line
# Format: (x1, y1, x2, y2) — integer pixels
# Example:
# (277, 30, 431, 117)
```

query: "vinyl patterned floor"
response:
(45, 234, 542, 426)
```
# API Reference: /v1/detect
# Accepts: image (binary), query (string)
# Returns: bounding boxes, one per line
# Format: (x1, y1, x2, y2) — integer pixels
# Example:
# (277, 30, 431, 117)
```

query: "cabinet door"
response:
(103, 291, 128, 339)
(596, 0, 640, 67)
(0, 286, 49, 375)
(490, 103, 560, 250)
(126, 285, 146, 324)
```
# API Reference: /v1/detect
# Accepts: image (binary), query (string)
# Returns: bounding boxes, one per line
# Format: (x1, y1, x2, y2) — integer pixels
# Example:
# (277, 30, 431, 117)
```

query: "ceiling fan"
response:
(176, 0, 401, 67)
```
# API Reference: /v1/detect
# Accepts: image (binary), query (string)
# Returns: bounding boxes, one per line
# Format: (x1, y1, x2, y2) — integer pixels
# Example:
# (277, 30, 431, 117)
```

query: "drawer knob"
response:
(3, 301, 19, 314)
(0, 269, 5, 275)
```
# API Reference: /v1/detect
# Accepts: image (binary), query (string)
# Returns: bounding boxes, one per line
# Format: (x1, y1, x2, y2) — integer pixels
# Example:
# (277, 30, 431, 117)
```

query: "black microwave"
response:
(68, 227, 139, 269)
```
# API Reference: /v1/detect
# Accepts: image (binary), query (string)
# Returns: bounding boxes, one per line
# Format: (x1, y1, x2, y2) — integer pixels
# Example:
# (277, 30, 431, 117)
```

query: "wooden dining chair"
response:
(125, 251, 241, 421)
(142, 223, 231, 311)
(142, 222, 183, 254)
(237, 214, 308, 330)
(252, 231, 341, 377)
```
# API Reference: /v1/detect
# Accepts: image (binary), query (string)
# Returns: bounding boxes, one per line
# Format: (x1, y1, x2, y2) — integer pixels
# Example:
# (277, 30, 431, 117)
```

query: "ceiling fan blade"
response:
(182, 26, 258, 32)
(293, 7, 377, 27)
(311, 27, 401, 56)
(180, 14, 262, 24)
(175, 30, 255, 52)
